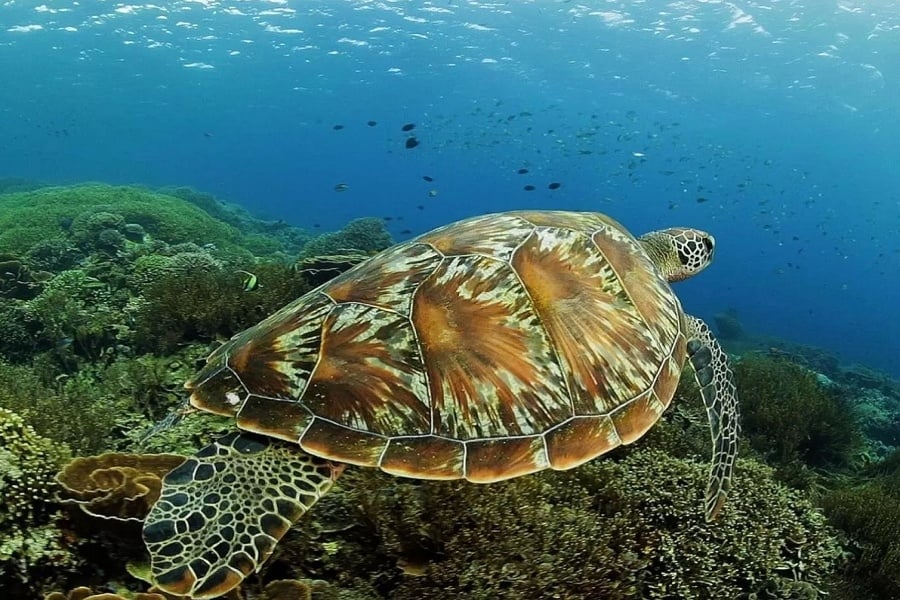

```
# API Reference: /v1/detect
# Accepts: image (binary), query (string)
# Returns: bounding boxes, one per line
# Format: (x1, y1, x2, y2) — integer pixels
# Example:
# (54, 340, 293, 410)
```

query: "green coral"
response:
(0, 360, 127, 455)
(0, 301, 40, 360)
(735, 354, 864, 481)
(25, 237, 83, 272)
(300, 217, 392, 258)
(133, 261, 308, 353)
(341, 450, 840, 599)
(824, 451, 900, 599)
(70, 210, 126, 252)
(0, 184, 245, 255)
(25, 269, 125, 359)
(0, 407, 76, 593)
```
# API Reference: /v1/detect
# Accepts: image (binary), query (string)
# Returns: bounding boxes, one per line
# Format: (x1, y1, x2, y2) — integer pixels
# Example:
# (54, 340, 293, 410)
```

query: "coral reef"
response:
(299, 217, 392, 258)
(25, 268, 125, 360)
(44, 578, 345, 600)
(3, 181, 898, 598)
(132, 260, 309, 353)
(0, 254, 50, 300)
(57, 453, 186, 521)
(0, 408, 79, 595)
(339, 449, 841, 600)
(823, 452, 900, 600)
(734, 354, 864, 484)
(0, 184, 245, 255)
(158, 185, 314, 258)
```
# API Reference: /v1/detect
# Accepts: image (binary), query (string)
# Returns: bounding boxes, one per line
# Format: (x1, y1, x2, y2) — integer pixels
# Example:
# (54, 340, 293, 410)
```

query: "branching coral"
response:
(824, 452, 900, 599)
(133, 261, 308, 353)
(25, 268, 125, 359)
(299, 217, 392, 258)
(0, 407, 77, 593)
(735, 354, 864, 477)
(346, 449, 841, 600)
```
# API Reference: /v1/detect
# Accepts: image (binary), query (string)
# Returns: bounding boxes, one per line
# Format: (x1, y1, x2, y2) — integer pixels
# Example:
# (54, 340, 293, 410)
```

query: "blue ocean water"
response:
(1, 1, 897, 376)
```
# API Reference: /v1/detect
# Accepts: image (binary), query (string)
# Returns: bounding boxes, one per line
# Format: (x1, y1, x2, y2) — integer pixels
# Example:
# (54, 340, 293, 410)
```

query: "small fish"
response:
(236, 269, 260, 292)
(367, 120, 377, 126)
(422, 175, 434, 182)
(517, 168, 529, 174)
(696, 197, 709, 203)
(523, 185, 536, 191)
(427, 189, 438, 197)
(334, 183, 350, 192)
(139, 402, 198, 445)
(548, 182, 561, 190)
(401, 123, 416, 132)
(405, 137, 420, 149)
(333, 124, 344, 130)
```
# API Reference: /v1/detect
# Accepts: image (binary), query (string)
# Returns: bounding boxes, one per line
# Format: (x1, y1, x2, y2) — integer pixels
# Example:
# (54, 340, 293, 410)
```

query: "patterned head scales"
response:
(640, 227, 714, 283)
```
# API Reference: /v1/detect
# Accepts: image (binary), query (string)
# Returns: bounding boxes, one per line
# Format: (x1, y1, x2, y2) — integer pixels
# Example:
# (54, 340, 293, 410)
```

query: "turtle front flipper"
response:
(143, 432, 343, 598)
(685, 315, 740, 522)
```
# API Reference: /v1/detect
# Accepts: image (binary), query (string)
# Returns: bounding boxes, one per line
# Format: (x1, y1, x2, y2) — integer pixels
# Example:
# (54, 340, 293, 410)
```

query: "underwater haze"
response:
(1, 0, 898, 376)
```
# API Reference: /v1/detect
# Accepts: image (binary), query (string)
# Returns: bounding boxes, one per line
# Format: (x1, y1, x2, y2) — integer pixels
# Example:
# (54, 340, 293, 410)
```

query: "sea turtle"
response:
(143, 210, 740, 598)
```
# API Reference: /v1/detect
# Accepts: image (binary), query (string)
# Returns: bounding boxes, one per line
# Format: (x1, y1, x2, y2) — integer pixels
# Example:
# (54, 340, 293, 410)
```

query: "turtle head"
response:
(638, 227, 715, 283)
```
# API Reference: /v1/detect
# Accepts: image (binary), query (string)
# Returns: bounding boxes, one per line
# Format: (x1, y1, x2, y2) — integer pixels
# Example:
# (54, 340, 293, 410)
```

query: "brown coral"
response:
(45, 587, 167, 600)
(56, 453, 185, 521)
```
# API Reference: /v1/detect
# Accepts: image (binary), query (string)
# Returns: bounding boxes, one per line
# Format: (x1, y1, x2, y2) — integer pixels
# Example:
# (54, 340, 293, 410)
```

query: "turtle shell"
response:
(188, 211, 687, 483)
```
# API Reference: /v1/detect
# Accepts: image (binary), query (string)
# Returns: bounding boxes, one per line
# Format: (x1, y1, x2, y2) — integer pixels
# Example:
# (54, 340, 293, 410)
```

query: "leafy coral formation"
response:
(56, 453, 187, 522)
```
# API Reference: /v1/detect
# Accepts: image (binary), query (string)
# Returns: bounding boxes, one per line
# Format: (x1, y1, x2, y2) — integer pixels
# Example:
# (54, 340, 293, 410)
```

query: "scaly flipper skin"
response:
(143, 432, 343, 598)
(685, 314, 740, 521)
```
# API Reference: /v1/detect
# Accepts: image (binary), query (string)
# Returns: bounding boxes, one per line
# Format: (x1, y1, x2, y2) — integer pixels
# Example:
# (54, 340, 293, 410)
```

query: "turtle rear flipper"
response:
(685, 315, 740, 521)
(143, 432, 343, 598)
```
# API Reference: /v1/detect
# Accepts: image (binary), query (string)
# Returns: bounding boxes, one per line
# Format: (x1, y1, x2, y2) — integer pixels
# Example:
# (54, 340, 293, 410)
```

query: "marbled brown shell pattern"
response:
(189, 211, 686, 483)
